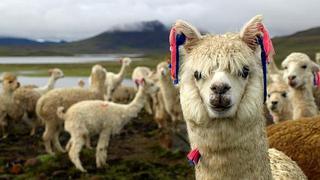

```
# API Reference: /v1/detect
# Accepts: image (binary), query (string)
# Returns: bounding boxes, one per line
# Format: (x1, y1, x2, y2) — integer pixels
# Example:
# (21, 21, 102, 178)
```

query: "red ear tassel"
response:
(258, 24, 275, 64)
(187, 148, 201, 166)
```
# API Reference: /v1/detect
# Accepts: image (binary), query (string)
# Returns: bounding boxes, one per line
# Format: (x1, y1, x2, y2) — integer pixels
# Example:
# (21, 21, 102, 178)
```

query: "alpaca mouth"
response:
(210, 104, 233, 112)
(288, 80, 297, 87)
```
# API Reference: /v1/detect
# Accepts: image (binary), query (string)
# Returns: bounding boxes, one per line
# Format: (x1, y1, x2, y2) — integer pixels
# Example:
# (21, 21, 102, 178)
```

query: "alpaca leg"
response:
(85, 135, 92, 150)
(96, 128, 111, 168)
(42, 122, 56, 155)
(53, 125, 65, 153)
(68, 137, 86, 172)
(65, 139, 72, 152)
(144, 100, 153, 115)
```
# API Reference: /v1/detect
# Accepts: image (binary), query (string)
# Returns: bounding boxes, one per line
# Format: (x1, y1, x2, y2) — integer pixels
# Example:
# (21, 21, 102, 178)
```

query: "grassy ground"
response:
(0, 54, 169, 77)
(0, 112, 194, 179)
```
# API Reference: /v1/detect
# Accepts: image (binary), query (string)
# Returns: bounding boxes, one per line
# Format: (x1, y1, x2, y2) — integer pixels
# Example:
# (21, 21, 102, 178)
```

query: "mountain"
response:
(0, 21, 318, 58)
(272, 27, 320, 63)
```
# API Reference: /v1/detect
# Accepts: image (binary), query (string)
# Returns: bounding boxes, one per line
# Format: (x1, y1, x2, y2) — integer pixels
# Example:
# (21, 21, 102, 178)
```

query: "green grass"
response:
(0, 54, 169, 77)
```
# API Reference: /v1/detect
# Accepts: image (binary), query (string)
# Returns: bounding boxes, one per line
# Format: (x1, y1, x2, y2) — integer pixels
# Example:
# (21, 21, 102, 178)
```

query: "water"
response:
(15, 76, 134, 88)
(0, 54, 142, 64)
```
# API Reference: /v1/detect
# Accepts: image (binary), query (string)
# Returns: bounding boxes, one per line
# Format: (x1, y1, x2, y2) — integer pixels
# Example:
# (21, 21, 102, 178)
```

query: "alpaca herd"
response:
(0, 15, 319, 180)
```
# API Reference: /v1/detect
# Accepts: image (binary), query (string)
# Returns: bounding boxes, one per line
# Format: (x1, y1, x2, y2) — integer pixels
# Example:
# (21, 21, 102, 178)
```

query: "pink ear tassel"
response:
(187, 148, 201, 166)
(315, 71, 320, 87)
(258, 24, 275, 64)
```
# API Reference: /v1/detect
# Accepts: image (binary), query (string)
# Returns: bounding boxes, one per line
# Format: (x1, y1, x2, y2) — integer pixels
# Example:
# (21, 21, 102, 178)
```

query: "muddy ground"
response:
(0, 112, 194, 180)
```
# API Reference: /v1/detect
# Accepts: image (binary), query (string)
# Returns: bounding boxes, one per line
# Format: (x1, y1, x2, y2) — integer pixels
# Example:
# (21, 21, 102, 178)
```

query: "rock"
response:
(9, 164, 23, 174)
(52, 170, 68, 177)
(24, 158, 40, 167)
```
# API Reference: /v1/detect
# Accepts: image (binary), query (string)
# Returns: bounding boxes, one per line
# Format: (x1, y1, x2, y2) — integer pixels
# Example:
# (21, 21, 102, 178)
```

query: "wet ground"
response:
(0, 112, 194, 180)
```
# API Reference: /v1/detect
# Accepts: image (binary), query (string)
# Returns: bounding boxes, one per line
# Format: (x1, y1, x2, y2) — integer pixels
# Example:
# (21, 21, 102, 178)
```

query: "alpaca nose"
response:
(211, 83, 231, 95)
(271, 101, 278, 105)
(288, 75, 296, 81)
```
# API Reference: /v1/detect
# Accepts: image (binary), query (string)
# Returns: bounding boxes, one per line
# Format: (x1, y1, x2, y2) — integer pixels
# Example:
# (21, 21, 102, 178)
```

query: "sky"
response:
(0, 0, 318, 41)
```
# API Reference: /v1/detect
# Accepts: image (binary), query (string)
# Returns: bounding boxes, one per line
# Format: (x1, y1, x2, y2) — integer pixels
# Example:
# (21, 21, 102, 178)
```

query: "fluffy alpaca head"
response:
(48, 68, 64, 80)
(177, 15, 264, 120)
(120, 57, 132, 66)
(90, 65, 106, 89)
(1, 72, 20, 92)
(78, 79, 85, 88)
(266, 82, 289, 114)
(157, 62, 170, 79)
(135, 78, 159, 95)
(281, 52, 319, 89)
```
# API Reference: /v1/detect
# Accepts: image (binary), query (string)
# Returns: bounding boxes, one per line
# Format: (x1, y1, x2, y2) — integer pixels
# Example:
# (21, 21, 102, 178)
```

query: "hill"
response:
(272, 27, 320, 64)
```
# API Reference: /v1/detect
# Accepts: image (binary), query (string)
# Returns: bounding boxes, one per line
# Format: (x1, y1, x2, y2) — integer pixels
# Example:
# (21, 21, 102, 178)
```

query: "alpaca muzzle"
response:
(209, 95, 232, 112)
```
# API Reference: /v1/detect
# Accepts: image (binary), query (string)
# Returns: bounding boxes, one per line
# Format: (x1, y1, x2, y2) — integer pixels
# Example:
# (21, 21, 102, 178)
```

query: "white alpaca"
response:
(175, 16, 306, 179)
(57, 78, 158, 172)
(266, 82, 292, 123)
(105, 57, 132, 100)
(132, 66, 157, 114)
(36, 65, 106, 154)
(34, 68, 64, 95)
(282, 52, 319, 119)
(156, 62, 183, 125)
(316, 53, 320, 64)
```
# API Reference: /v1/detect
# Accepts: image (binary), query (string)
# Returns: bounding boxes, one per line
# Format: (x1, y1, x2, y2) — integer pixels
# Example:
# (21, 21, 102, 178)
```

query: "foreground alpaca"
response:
(105, 57, 132, 100)
(36, 65, 106, 154)
(282, 52, 319, 119)
(157, 62, 183, 125)
(175, 16, 306, 179)
(34, 68, 64, 95)
(57, 78, 158, 172)
(266, 82, 292, 123)
(268, 116, 320, 180)
(0, 73, 22, 138)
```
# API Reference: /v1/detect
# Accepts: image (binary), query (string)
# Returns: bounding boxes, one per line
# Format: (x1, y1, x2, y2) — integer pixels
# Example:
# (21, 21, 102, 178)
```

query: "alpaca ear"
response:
(311, 61, 320, 73)
(240, 15, 263, 50)
(174, 20, 202, 53)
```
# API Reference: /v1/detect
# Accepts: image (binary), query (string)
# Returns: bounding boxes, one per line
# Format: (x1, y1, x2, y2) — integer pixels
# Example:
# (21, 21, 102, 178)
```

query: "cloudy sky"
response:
(0, 0, 318, 41)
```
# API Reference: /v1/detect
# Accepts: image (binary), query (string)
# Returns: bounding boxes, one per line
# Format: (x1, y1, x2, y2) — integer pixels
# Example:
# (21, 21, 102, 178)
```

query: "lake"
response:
(3, 76, 134, 88)
(0, 54, 142, 64)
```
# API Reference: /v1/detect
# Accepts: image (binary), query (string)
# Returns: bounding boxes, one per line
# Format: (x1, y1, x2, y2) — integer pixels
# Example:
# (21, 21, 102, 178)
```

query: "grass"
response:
(0, 54, 169, 77)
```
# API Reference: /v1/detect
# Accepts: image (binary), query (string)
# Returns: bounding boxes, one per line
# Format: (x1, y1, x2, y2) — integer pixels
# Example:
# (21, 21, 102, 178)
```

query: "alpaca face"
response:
(121, 57, 132, 66)
(266, 84, 289, 113)
(282, 53, 319, 89)
(50, 68, 64, 80)
(192, 57, 251, 118)
(2, 74, 20, 92)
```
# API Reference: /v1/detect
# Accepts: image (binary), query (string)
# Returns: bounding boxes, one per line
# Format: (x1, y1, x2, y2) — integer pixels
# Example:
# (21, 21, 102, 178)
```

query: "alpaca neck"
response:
(90, 80, 105, 96)
(290, 85, 318, 119)
(160, 75, 178, 104)
(116, 63, 127, 81)
(123, 86, 146, 118)
(189, 114, 272, 180)
(42, 75, 56, 92)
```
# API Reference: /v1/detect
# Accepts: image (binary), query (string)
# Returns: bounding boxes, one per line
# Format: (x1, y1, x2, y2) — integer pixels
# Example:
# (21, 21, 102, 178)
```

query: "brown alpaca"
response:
(267, 116, 320, 180)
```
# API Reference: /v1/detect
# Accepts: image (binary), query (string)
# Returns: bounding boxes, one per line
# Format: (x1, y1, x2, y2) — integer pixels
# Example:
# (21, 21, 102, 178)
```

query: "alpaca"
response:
(104, 57, 132, 100)
(153, 89, 169, 128)
(34, 68, 64, 95)
(0, 73, 22, 138)
(267, 115, 320, 180)
(12, 86, 41, 135)
(111, 85, 136, 104)
(132, 66, 157, 114)
(36, 65, 106, 155)
(282, 52, 319, 119)
(57, 78, 158, 172)
(174, 16, 306, 179)
(157, 62, 183, 125)
(78, 79, 85, 88)
(266, 81, 292, 123)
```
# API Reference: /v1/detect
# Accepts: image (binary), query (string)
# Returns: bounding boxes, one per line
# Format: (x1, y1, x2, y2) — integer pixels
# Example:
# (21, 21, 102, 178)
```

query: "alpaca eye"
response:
(301, 65, 307, 69)
(267, 94, 271, 98)
(239, 66, 250, 79)
(8, 80, 13, 84)
(284, 66, 288, 70)
(194, 71, 202, 81)
(282, 92, 287, 98)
